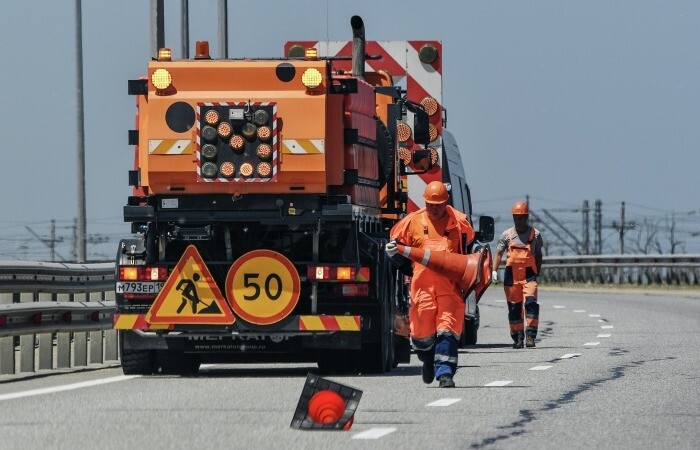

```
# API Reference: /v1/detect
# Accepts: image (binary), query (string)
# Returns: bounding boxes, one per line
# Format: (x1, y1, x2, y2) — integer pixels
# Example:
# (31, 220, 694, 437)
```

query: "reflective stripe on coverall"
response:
(504, 227, 539, 340)
(390, 207, 474, 379)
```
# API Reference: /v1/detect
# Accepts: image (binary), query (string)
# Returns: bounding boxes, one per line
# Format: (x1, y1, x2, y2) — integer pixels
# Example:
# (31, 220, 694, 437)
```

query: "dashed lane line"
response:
(553, 305, 566, 309)
(529, 366, 553, 371)
(573, 309, 586, 313)
(427, 398, 462, 407)
(584, 342, 600, 346)
(560, 353, 582, 359)
(601, 325, 614, 329)
(589, 314, 601, 317)
(0, 375, 139, 401)
(597, 334, 612, 338)
(352, 428, 397, 440)
(485, 380, 513, 387)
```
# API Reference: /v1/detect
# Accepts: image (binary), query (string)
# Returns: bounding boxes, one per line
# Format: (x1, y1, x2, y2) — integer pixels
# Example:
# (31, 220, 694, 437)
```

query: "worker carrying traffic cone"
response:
(492, 201, 544, 349)
(386, 181, 485, 388)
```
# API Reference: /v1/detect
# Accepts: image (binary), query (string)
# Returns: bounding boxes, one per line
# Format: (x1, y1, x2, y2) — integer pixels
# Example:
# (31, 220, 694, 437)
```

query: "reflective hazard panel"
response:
(225, 249, 300, 326)
(146, 245, 235, 325)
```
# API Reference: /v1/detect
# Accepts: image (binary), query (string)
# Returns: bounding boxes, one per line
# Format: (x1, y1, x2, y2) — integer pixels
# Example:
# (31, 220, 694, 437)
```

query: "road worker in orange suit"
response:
(385, 181, 476, 388)
(492, 201, 543, 348)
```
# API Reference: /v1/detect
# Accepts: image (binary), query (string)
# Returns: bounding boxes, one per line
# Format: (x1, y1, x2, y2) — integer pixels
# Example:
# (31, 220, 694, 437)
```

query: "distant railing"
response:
(0, 261, 118, 375)
(1, 254, 698, 375)
(539, 254, 700, 285)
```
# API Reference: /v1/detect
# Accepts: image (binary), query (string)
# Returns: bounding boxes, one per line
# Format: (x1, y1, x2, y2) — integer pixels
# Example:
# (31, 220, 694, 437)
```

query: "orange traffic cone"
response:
(291, 373, 362, 430)
(394, 243, 493, 299)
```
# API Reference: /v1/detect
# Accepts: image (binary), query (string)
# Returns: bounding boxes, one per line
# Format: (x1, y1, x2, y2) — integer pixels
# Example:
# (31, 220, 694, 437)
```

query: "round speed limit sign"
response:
(225, 249, 301, 325)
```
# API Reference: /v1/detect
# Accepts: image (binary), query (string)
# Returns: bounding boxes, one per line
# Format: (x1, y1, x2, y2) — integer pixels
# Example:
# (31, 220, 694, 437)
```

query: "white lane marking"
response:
(0, 375, 139, 402)
(573, 309, 586, 313)
(427, 398, 462, 407)
(352, 428, 396, 440)
(598, 319, 606, 322)
(560, 353, 582, 359)
(601, 325, 614, 329)
(529, 365, 553, 371)
(485, 380, 513, 387)
(597, 334, 612, 338)
(589, 314, 601, 317)
(584, 342, 600, 346)
(553, 305, 566, 309)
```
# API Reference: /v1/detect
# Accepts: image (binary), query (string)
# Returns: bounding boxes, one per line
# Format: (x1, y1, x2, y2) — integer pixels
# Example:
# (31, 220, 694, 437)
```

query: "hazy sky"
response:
(0, 0, 698, 260)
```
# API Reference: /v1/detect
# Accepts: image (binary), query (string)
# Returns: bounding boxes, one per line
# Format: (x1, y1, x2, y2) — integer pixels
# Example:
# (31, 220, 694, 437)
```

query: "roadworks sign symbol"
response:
(146, 245, 235, 325)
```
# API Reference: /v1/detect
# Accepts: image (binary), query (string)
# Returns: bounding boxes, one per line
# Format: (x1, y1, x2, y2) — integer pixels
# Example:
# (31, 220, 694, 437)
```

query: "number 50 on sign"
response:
(225, 250, 301, 325)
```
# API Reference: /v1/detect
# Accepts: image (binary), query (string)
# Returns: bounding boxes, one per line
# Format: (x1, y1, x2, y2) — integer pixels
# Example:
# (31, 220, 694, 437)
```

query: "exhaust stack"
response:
(351, 15, 365, 79)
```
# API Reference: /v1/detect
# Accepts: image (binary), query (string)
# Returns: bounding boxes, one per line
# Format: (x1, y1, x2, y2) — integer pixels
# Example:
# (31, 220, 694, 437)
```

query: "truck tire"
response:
(461, 318, 478, 346)
(361, 265, 394, 374)
(121, 342, 156, 375)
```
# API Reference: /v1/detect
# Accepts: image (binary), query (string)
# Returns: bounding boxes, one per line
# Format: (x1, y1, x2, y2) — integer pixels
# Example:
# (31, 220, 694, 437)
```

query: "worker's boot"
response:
(438, 374, 455, 388)
(525, 336, 536, 348)
(513, 333, 524, 349)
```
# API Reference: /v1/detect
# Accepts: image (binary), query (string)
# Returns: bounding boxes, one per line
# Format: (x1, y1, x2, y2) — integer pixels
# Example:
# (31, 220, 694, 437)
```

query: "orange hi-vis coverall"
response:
(504, 227, 540, 340)
(390, 206, 475, 379)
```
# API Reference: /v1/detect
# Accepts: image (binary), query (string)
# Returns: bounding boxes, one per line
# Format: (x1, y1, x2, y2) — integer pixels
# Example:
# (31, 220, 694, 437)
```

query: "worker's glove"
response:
(492, 270, 500, 284)
(385, 240, 398, 257)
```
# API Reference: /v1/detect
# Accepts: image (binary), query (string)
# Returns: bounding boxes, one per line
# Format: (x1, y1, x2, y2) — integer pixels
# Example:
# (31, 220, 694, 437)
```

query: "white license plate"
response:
(116, 281, 165, 294)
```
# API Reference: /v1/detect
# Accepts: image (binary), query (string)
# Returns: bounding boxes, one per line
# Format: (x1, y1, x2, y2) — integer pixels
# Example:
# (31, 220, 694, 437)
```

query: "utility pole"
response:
(75, 0, 87, 263)
(151, 0, 165, 59)
(218, 0, 228, 58)
(181, 0, 189, 59)
(582, 200, 590, 255)
(612, 201, 635, 254)
(530, 210, 579, 254)
(25, 222, 65, 262)
(542, 209, 583, 254)
(594, 199, 602, 254)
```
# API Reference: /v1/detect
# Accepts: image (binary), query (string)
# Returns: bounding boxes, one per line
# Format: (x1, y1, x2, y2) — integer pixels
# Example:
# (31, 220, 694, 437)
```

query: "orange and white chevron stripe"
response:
(148, 139, 193, 155)
(281, 139, 324, 154)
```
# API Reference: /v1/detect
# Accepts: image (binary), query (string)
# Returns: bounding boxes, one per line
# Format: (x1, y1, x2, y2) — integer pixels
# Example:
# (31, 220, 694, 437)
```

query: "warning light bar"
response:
(306, 266, 370, 283)
(119, 266, 168, 281)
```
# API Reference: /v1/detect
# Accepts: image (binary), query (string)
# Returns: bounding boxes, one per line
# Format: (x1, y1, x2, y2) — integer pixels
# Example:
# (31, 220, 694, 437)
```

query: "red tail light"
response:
(119, 266, 168, 281)
(307, 266, 370, 282)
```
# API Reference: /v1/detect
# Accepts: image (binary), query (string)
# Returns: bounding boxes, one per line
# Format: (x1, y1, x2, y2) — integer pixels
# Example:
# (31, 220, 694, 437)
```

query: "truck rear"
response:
(114, 16, 492, 375)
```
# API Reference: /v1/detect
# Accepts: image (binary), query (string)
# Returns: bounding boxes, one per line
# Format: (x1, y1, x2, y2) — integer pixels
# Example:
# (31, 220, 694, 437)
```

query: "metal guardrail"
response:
(539, 254, 700, 285)
(1, 254, 698, 376)
(0, 261, 118, 376)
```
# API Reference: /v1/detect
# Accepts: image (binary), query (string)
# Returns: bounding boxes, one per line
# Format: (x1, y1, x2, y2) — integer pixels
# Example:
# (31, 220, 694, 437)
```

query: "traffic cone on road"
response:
(291, 373, 362, 430)
(395, 244, 492, 299)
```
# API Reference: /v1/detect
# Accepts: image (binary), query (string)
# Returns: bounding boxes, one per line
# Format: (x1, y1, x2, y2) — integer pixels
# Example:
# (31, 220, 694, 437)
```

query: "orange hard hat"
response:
(423, 181, 449, 204)
(511, 201, 529, 215)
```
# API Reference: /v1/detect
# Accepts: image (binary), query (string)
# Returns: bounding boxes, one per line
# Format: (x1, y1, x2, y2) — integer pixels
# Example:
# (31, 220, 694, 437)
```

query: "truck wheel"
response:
(462, 319, 478, 345)
(362, 267, 394, 374)
(120, 338, 156, 375)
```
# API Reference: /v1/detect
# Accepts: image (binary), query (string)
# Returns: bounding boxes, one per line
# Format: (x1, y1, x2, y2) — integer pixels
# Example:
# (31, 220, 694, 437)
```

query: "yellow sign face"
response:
(146, 245, 235, 325)
(225, 250, 300, 325)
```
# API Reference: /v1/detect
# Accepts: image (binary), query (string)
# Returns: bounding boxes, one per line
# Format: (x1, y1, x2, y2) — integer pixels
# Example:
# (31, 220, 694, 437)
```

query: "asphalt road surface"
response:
(0, 287, 698, 449)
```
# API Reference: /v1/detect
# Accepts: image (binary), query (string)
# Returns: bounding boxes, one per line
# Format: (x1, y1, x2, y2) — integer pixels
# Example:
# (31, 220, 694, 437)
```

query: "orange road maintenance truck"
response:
(114, 15, 494, 375)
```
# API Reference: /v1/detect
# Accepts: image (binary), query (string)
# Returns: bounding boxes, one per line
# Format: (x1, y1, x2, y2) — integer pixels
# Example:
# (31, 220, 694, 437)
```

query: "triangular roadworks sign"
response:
(146, 245, 235, 325)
